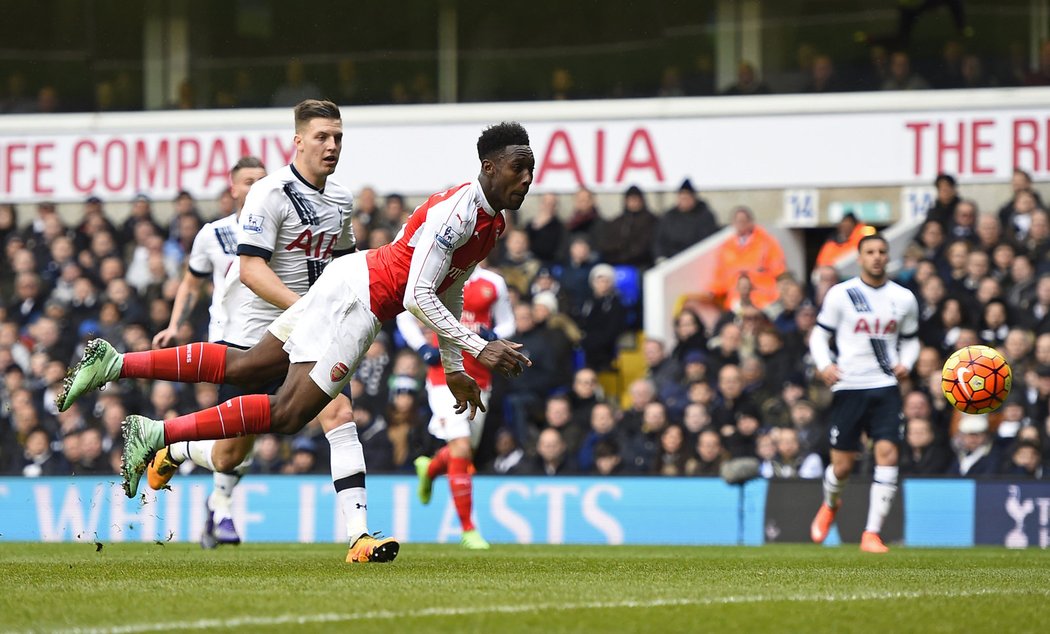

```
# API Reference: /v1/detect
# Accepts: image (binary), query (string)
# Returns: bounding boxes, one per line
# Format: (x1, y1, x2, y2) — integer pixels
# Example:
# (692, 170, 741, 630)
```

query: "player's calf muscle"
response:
(212, 438, 254, 471)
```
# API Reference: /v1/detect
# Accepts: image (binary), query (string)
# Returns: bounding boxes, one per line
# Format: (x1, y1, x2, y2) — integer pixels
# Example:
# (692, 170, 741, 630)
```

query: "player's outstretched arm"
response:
(153, 270, 204, 348)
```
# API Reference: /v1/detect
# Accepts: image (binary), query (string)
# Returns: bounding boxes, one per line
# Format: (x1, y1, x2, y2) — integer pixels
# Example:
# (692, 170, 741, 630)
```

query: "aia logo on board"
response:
(330, 362, 350, 383)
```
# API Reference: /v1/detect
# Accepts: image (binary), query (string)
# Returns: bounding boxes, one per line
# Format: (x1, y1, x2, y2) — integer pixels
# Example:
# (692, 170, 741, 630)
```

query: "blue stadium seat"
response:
(613, 265, 641, 328)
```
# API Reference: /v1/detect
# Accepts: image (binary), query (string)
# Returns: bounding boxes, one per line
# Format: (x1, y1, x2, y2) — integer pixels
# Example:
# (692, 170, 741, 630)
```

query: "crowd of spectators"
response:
(4, 34, 1050, 114)
(1, 168, 1049, 481)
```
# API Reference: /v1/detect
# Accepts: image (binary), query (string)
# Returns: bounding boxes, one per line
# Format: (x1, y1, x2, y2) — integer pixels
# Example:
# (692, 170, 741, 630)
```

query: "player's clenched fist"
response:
(476, 340, 532, 378)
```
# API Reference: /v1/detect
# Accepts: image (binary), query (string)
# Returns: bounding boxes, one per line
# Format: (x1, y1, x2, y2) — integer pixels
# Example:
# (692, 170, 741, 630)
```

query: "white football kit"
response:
(811, 277, 920, 391)
(185, 213, 240, 343)
(222, 164, 355, 348)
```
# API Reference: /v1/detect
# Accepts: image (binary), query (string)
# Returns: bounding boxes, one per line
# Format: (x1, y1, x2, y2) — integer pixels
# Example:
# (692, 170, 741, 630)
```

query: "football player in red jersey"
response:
(397, 262, 514, 549)
(59, 123, 535, 561)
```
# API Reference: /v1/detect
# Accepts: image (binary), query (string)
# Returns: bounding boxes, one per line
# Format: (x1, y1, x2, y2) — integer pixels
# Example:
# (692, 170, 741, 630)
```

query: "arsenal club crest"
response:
(330, 362, 350, 382)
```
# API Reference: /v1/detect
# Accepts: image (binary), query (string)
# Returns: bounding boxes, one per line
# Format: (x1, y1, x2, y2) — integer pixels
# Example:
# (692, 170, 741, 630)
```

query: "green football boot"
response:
(414, 456, 433, 505)
(120, 415, 165, 498)
(461, 529, 490, 550)
(57, 339, 123, 412)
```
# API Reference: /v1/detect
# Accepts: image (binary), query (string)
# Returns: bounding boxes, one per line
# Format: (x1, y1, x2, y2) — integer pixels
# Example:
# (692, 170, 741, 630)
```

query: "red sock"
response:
(163, 394, 271, 444)
(121, 343, 227, 384)
(427, 445, 451, 479)
(448, 456, 475, 532)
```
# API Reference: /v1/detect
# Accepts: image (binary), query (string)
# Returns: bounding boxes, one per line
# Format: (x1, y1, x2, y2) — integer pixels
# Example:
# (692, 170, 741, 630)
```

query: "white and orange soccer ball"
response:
(941, 345, 1012, 415)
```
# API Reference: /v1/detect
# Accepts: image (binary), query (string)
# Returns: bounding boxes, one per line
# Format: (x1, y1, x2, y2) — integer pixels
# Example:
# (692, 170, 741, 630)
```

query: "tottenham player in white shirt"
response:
(153, 157, 266, 349)
(144, 100, 396, 561)
(150, 156, 265, 547)
(808, 234, 920, 553)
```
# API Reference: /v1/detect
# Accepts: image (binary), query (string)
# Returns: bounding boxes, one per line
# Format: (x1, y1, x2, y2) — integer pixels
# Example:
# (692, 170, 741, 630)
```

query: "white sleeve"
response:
(237, 187, 285, 260)
(490, 274, 516, 339)
(809, 326, 834, 372)
(809, 287, 840, 371)
(336, 192, 356, 252)
(900, 291, 920, 338)
(186, 225, 214, 277)
(403, 196, 489, 360)
(395, 311, 430, 351)
(897, 290, 921, 370)
(436, 272, 473, 373)
(899, 336, 920, 371)
(815, 285, 842, 334)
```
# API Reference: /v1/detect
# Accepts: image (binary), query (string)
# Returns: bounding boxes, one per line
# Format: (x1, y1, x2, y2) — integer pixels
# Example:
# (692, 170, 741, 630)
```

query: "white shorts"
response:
(427, 383, 490, 450)
(267, 252, 381, 398)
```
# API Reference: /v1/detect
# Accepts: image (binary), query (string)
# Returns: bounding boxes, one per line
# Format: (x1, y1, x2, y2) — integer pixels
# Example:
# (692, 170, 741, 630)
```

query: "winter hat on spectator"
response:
(683, 350, 708, 366)
(679, 179, 695, 194)
(783, 372, 806, 389)
(291, 436, 318, 455)
(388, 375, 420, 399)
(78, 320, 100, 340)
(958, 414, 989, 434)
(589, 263, 615, 286)
(624, 185, 643, 199)
(532, 291, 559, 315)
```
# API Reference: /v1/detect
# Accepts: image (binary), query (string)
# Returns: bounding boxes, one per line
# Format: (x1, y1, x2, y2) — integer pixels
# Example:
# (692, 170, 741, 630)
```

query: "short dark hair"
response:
(477, 122, 529, 161)
(857, 233, 888, 251)
(230, 155, 264, 177)
(594, 438, 620, 459)
(294, 99, 341, 132)
(934, 172, 956, 188)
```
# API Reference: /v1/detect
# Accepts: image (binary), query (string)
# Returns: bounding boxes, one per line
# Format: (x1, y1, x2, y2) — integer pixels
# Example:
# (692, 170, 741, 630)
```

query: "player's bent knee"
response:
(317, 395, 354, 433)
(212, 452, 241, 473)
(212, 438, 252, 471)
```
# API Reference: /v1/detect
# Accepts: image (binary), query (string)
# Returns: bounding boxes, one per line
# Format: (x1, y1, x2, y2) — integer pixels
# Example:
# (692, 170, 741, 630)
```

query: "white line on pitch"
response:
(16, 588, 1050, 634)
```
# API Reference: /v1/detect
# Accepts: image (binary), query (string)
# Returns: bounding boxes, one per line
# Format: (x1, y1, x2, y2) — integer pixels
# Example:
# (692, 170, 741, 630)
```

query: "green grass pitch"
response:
(1, 543, 1047, 633)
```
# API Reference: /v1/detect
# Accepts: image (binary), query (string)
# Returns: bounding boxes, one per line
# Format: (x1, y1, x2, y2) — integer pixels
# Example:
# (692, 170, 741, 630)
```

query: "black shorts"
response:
(826, 385, 904, 452)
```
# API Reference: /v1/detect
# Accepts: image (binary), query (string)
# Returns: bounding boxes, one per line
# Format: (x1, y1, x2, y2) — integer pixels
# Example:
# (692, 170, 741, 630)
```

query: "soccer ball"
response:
(941, 345, 1012, 414)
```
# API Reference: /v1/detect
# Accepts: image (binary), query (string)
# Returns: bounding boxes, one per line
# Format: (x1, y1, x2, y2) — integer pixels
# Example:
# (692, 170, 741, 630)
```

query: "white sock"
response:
(205, 446, 252, 522)
(208, 480, 237, 521)
(865, 465, 899, 534)
(326, 423, 368, 542)
(187, 440, 218, 471)
(168, 441, 190, 464)
(823, 464, 846, 509)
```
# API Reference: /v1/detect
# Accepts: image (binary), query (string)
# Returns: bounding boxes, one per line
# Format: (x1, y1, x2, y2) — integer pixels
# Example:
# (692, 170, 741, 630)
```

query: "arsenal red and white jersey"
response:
(366, 180, 505, 368)
(405, 267, 513, 390)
